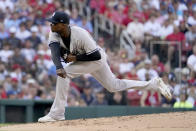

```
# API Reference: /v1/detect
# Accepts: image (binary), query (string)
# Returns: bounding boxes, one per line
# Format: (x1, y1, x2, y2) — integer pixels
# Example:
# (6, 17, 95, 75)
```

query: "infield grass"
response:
(0, 123, 11, 127)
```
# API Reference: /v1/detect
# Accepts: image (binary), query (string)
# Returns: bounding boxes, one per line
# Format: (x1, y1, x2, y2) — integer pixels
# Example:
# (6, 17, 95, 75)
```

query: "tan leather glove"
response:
(56, 68, 67, 78)
(66, 54, 77, 63)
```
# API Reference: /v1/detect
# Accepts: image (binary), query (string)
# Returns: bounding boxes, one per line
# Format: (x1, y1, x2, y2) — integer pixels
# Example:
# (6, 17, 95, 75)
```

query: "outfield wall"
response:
(0, 100, 195, 123)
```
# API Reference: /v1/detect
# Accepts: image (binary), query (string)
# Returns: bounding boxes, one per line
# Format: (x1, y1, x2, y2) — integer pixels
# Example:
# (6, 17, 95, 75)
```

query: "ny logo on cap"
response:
(52, 12, 55, 17)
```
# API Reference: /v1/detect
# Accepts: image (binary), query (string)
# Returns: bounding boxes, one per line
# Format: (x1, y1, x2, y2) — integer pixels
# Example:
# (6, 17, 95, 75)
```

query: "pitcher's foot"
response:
(155, 77, 172, 100)
(38, 115, 65, 123)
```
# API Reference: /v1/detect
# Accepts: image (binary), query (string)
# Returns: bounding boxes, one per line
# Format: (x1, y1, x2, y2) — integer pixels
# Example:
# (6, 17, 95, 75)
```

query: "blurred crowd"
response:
(0, 0, 196, 109)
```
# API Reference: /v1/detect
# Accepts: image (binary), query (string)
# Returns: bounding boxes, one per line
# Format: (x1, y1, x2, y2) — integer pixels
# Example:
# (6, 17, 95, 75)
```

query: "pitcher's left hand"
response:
(66, 54, 76, 62)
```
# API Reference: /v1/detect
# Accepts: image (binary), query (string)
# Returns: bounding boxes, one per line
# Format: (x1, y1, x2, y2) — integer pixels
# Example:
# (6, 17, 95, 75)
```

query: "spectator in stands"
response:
(173, 80, 185, 101)
(158, 19, 174, 39)
(126, 15, 144, 41)
(121, 9, 133, 26)
(187, 10, 196, 26)
(144, 13, 161, 38)
(4, 12, 21, 29)
(133, 43, 147, 63)
(9, 48, 26, 69)
(0, 0, 14, 12)
(7, 90, 18, 99)
(149, 0, 160, 10)
(131, 1, 146, 23)
(16, 22, 31, 42)
(10, 64, 23, 82)
(110, 4, 127, 37)
(97, 37, 106, 50)
(170, 12, 181, 26)
(7, 77, 21, 96)
(6, 26, 21, 49)
(124, 61, 141, 107)
(164, 64, 175, 83)
(67, 95, 79, 106)
(81, 83, 94, 106)
(35, 50, 52, 74)
(186, 83, 196, 107)
(3, 75, 11, 92)
(20, 77, 35, 99)
(140, 0, 152, 21)
(34, 50, 47, 77)
(26, 26, 42, 49)
(90, 0, 105, 15)
(26, 20, 34, 31)
(25, 78, 38, 99)
(20, 40, 36, 65)
(179, 20, 188, 34)
(173, 93, 193, 108)
(0, 85, 7, 99)
(0, 62, 8, 84)
(91, 89, 108, 105)
(137, 59, 158, 81)
(181, 67, 190, 85)
(0, 23, 8, 40)
(140, 90, 161, 107)
(154, 10, 166, 25)
(171, 0, 187, 21)
(118, 50, 134, 75)
(185, 25, 196, 45)
(77, 16, 93, 33)
(166, 26, 186, 67)
(70, 8, 81, 25)
(172, 68, 189, 102)
(35, 88, 47, 100)
(151, 54, 165, 74)
(47, 90, 56, 100)
(0, 43, 13, 63)
(107, 91, 127, 105)
(187, 44, 196, 72)
(36, 23, 49, 43)
(39, 0, 56, 18)
(0, 38, 3, 50)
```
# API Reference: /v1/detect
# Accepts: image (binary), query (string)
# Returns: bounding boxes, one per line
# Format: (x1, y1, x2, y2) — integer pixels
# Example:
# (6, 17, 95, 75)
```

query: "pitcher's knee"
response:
(105, 86, 119, 93)
(103, 79, 121, 92)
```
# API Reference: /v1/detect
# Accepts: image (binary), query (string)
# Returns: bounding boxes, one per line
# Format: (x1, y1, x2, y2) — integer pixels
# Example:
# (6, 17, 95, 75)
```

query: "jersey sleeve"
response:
(48, 31, 60, 46)
(81, 30, 98, 54)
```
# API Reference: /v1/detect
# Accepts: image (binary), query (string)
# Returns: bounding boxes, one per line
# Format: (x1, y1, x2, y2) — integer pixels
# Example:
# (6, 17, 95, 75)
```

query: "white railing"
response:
(120, 30, 136, 59)
(94, 14, 114, 39)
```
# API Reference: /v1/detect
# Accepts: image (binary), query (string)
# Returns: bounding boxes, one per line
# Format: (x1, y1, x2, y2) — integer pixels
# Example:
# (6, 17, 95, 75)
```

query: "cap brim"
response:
(45, 18, 58, 24)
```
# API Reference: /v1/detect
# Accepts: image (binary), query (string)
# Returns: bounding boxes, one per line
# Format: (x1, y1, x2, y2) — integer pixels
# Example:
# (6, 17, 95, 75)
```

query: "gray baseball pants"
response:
(49, 49, 157, 119)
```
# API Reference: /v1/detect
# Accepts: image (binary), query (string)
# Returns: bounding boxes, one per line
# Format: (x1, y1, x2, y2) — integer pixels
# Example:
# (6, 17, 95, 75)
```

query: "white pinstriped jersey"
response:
(48, 26, 98, 55)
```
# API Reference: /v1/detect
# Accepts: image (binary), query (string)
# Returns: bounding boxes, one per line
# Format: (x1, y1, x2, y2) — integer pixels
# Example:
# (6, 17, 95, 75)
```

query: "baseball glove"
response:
(60, 46, 70, 63)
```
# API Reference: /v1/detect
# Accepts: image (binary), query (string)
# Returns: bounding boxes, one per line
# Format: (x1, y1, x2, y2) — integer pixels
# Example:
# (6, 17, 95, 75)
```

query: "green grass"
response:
(0, 123, 11, 127)
(0, 124, 10, 131)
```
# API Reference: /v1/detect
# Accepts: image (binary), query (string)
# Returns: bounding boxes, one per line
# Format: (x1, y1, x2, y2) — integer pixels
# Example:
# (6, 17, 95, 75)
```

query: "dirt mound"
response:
(1, 111, 196, 131)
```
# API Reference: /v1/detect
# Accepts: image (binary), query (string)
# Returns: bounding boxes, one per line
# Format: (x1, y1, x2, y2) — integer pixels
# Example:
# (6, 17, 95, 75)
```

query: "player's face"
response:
(50, 23, 62, 33)
(50, 23, 69, 37)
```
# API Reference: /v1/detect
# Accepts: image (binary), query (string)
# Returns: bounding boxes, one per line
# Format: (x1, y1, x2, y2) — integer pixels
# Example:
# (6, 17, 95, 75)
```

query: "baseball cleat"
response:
(156, 77, 172, 100)
(38, 115, 65, 123)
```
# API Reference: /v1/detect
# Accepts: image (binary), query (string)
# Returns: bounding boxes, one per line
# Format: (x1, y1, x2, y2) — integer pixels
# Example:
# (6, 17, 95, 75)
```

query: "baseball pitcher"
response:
(38, 11, 172, 122)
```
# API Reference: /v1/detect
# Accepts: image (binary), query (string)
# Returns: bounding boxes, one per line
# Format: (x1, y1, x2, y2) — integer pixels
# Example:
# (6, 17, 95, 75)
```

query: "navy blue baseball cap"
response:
(46, 11, 70, 24)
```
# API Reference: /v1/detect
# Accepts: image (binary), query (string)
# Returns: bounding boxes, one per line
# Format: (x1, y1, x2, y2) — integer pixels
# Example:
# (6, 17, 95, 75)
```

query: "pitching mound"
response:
(1, 111, 196, 131)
